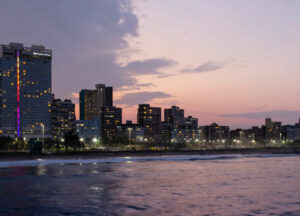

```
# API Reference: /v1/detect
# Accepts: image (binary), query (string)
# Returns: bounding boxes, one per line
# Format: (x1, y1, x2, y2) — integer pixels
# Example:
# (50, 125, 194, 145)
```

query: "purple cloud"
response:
(181, 61, 224, 73)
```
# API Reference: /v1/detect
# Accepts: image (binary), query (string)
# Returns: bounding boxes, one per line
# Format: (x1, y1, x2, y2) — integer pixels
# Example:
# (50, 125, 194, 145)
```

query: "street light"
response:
(128, 128, 132, 144)
(40, 123, 45, 152)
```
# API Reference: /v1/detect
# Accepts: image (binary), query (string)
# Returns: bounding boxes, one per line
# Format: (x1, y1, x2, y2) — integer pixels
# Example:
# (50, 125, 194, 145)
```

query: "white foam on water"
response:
(0, 154, 298, 168)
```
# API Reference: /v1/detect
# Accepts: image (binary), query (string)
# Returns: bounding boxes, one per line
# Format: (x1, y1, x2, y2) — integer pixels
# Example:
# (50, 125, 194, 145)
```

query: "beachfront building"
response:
(161, 122, 173, 144)
(137, 104, 162, 143)
(0, 42, 52, 138)
(79, 84, 113, 121)
(122, 120, 145, 144)
(102, 106, 122, 143)
(282, 125, 300, 142)
(76, 117, 101, 141)
(164, 106, 185, 129)
(51, 97, 76, 139)
(200, 123, 230, 147)
(264, 118, 282, 144)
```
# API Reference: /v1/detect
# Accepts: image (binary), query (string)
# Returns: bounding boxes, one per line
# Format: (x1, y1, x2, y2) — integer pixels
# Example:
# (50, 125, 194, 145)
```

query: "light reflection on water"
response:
(0, 155, 300, 215)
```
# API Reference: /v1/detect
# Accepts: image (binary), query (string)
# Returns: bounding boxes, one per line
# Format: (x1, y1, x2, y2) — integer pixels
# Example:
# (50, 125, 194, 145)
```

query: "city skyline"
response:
(1, 2, 300, 216)
(1, 0, 300, 129)
(78, 82, 300, 129)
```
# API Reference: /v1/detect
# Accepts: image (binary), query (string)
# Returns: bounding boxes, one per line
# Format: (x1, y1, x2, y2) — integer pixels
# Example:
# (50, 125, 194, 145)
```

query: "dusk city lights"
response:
(1, 1, 300, 215)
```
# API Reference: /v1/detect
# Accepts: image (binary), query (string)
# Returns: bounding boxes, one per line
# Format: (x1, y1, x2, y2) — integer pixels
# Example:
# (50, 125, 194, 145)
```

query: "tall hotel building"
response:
(0, 42, 52, 138)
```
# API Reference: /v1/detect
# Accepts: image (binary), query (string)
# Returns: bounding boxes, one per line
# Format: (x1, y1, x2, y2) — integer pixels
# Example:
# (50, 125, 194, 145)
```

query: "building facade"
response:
(264, 118, 282, 143)
(76, 117, 101, 140)
(282, 125, 300, 142)
(122, 120, 145, 144)
(102, 106, 122, 143)
(79, 89, 97, 121)
(171, 128, 199, 144)
(161, 122, 173, 144)
(79, 84, 113, 120)
(164, 106, 185, 128)
(184, 116, 198, 129)
(51, 97, 75, 139)
(200, 123, 230, 146)
(0, 42, 52, 138)
(137, 104, 161, 142)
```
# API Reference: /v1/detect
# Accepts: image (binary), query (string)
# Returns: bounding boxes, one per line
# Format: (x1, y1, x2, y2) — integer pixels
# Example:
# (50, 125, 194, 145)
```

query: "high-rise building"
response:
(51, 97, 75, 139)
(230, 128, 243, 141)
(164, 106, 184, 128)
(200, 123, 230, 145)
(164, 106, 199, 144)
(105, 87, 113, 107)
(171, 127, 199, 144)
(184, 116, 198, 129)
(161, 122, 172, 144)
(243, 127, 263, 143)
(137, 104, 161, 142)
(282, 125, 300, 142)
(79, 84, 113, 120)
(265, 118, 273, 128)
(0, 42, 52, 138)
(102, 106, 122, 143)
(264, 118, 282, 143)
(80, 90, 97, 121)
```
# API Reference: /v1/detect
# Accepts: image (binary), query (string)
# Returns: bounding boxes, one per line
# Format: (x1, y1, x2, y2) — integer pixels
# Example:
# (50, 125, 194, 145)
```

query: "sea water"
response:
(0, 154, 300, 215)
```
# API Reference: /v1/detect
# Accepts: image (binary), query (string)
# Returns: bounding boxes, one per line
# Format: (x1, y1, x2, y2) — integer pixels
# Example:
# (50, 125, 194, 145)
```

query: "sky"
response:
(0, 0, 300, 128)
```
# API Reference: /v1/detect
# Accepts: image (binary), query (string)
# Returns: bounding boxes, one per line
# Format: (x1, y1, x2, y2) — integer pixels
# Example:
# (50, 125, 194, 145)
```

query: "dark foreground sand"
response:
(0, 147, 300, 161)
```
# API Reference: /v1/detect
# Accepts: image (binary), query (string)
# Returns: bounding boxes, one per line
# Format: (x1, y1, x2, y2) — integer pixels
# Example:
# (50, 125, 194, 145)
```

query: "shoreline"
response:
(0, 147, 300, 161)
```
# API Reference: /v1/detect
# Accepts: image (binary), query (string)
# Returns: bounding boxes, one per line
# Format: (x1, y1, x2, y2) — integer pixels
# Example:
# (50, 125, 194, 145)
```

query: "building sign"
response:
(33, 52, 51, 57)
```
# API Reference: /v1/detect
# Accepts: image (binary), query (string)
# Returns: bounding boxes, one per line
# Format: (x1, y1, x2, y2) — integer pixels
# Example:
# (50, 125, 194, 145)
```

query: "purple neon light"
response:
(17, 50, 20, 137)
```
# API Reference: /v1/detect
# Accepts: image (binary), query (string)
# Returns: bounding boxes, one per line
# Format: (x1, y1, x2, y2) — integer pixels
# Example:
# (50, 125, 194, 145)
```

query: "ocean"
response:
(0, 154, 300, 215)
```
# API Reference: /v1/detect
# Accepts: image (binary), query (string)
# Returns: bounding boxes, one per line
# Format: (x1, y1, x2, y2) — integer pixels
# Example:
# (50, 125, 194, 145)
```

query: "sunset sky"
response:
(1, 0, 300, 128)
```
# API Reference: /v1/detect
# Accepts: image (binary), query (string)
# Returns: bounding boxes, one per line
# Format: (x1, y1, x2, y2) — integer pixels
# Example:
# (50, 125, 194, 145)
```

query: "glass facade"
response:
(0, 43, 52, 138)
